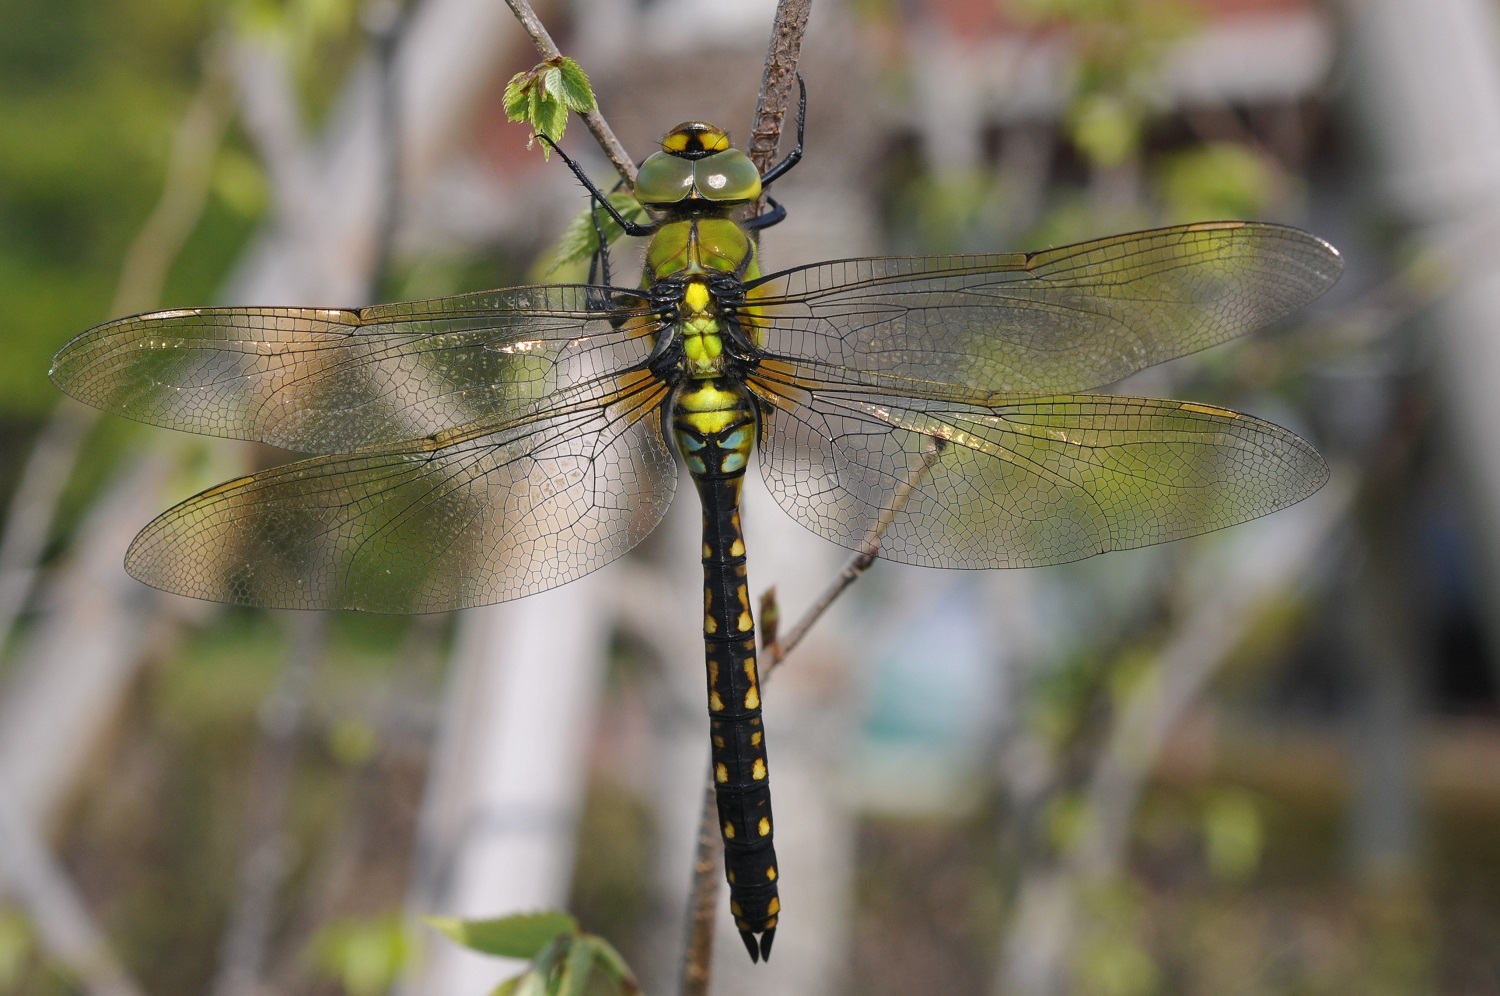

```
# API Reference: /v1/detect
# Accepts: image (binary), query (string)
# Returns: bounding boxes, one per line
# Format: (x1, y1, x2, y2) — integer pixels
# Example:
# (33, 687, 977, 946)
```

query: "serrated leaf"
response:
(544, 193, 648, 276)
(503, 70, 534, 122)
(555, 57, 596, 112)
(542, 65, 564, 98)
(534, 95, 569, 144)
(555, 937, 598, 996)
(425, 912, 578, 959)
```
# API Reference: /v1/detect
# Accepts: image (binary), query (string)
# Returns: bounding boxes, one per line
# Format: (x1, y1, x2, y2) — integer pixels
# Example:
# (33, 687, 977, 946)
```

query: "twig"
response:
(766, 439, 944, 668)
(748, 0, 814, 175)
(503, 0, 637, 184)
(679, 780, 723, 996)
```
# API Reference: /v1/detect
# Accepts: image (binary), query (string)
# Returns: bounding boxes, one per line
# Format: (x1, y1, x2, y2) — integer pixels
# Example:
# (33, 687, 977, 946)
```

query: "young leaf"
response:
(426, 911, 578, 959)
(534, 95, 570, 145)
(553, 57, 596, 112)
(555, 936, 597, 996)
(584, 936, 641, 993)
(544, 192, 649, 276)
(503, 70, 533, 122)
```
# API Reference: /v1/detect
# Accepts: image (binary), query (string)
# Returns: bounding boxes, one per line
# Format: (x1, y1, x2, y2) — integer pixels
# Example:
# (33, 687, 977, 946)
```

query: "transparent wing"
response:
(51, 284, 659, 453)
(125, 376, 674, 612)
(750, 379, 1327, 568)
(743, 222, 1341, 399)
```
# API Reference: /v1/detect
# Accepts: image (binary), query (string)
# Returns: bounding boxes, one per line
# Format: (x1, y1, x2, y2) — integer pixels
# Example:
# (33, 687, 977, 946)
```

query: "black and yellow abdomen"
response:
(669, 376, 779, 962)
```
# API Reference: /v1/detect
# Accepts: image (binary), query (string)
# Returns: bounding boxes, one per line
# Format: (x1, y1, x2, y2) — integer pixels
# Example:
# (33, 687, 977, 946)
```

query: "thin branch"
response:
(679, 780, 723, 996)
(503, 0, 637, 184)
(748, 0, 813, 175)
(766, 439, 944, 668)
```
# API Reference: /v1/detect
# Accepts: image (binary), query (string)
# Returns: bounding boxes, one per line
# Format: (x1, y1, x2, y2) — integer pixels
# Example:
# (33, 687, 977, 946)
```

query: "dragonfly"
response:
(50, 84, 1341, 962)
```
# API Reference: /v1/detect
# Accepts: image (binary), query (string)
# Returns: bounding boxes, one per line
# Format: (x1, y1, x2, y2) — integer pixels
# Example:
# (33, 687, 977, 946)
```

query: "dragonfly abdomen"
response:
(670, 379, 780, 962)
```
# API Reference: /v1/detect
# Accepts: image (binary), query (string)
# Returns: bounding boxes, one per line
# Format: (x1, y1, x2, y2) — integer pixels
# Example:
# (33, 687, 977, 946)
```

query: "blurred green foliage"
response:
(0, 0, 249, 415)
(307, 914, 415, 996)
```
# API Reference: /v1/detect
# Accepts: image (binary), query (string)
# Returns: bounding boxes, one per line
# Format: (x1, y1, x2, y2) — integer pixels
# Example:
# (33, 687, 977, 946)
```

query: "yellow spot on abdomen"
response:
(758, 817, 771, 837)
(750, 731, 762, 746)
(766, 865, 777, 881)
(745, 686, 760, 710)
(710, 691, 724, 712)
(767, 898, 780, 915)
(715, 763, 728, 783)
(724, 821, 736, 839)
(752, 758, 767, 781)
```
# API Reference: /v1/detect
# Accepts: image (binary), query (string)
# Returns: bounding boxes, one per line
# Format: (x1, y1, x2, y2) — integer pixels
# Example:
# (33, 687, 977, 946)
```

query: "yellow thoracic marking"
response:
(730, 538, 745, 557)
(684, 279, 711, 312)
(715, 763, 729, 783)
(758, 817, 771, 837)
(752, 758, 767, 781)
(724, 821, 736, 839)
(1179, 401, 1240, 418)
(750, 731, 762, 746)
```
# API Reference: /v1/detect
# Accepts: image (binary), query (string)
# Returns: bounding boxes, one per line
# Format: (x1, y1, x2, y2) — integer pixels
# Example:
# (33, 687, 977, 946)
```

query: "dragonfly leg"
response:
(743, 195, 787, 232)
(537, 135, 658, 238)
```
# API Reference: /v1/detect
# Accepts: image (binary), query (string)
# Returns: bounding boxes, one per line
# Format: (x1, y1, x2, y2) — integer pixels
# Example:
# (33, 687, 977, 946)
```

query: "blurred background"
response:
(1, 0, 1496, 992)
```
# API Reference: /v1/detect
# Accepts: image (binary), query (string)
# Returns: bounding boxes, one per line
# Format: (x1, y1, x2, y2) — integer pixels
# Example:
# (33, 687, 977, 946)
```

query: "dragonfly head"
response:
(661, 121, 732, 159)
(635, 122, 762, 208)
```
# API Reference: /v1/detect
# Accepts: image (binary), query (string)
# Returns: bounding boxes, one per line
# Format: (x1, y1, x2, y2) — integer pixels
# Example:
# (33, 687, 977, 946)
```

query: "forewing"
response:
(751, 380, 1328, 568)
(743, 222, 1341, 398)
(125, 376, 674, 612)
(51, 284, 658, 453)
